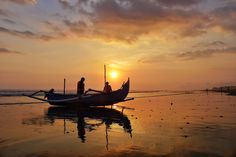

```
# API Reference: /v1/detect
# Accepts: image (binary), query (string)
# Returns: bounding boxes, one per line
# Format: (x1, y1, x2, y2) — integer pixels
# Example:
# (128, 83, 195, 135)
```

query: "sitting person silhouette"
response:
(77, 77, 85, 95)
(48, 88, 54, 93)
(103, 82, 112, 93)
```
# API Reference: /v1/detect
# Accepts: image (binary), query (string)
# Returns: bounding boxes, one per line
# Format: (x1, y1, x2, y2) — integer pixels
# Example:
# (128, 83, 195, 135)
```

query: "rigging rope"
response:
(129, 92, 194, 99)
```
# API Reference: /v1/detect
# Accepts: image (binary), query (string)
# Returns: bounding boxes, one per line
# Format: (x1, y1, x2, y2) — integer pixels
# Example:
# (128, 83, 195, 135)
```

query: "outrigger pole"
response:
(104, 64, 106, 86)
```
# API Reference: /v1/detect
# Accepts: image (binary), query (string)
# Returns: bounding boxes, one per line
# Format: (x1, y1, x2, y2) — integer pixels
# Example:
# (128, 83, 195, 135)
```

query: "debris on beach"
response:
(182, 135, 189, 138)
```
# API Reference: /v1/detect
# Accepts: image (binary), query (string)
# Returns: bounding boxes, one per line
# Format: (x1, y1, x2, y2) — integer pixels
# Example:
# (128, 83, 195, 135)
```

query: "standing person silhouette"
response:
(77, 77, 85, 95)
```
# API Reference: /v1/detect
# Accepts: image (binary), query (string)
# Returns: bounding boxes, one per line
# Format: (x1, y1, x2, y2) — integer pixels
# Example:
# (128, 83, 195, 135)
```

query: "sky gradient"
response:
(0, 0, 236, 90)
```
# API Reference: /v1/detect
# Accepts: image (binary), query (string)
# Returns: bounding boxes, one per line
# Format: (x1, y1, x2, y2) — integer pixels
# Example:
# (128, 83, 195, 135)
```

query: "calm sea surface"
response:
(0, 91, 236, 157)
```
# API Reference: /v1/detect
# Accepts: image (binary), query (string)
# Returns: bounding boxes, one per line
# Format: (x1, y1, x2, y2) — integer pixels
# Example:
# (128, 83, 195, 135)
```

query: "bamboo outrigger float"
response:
(26, 78, 134, 107)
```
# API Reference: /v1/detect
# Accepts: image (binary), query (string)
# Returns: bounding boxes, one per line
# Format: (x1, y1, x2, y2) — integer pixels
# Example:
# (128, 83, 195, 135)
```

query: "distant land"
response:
(210, 86, 236, 96)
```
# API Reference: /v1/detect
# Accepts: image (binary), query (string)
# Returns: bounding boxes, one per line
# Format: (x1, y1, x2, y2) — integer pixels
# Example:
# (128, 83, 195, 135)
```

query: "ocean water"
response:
(0, 91, 236, 157)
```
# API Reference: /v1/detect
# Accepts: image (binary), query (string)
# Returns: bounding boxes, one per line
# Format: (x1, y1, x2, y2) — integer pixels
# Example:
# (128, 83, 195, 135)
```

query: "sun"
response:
(110, 71, 118, 78)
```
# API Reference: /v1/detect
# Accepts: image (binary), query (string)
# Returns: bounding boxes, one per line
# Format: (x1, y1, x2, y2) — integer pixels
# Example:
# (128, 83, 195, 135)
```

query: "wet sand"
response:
(0, 92, 236, 157)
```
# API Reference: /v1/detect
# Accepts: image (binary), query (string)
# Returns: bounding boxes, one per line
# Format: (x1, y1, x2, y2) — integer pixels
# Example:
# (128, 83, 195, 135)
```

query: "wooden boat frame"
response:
(26, 78, 133, 107)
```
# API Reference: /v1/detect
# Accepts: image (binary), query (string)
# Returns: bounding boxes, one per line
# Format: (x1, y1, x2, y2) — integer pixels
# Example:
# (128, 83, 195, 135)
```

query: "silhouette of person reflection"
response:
(77, 110, 86, 143)
(41, 107, 132, 145)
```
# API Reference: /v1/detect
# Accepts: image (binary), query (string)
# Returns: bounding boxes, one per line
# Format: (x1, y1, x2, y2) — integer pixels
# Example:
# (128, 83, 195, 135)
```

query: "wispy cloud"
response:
(0, 26, 55, 41)
(177, 47, 236, 60)
(138, 54, 173, 63)
(0, 47, 23, 54)
(139, 41, 236, 63)
(0, 9, 6, 16)
(1, 18, 16, 24)
(211, 5, 236, 34)
(2, 0, 37, 5)
(156, 0, 202, 7)
(0, 9, 11, 17)
(192, 41, 227, 48)
(57, 0, 75, 10)
(43, 21, 62, 32)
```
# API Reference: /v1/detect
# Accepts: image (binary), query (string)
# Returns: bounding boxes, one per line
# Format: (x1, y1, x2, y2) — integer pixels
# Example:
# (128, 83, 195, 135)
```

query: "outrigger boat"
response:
(26, 78, 134, 107)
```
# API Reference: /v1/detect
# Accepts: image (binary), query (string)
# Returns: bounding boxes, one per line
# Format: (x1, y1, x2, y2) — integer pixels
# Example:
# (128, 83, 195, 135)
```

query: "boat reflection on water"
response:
(22, 105, 132, 149)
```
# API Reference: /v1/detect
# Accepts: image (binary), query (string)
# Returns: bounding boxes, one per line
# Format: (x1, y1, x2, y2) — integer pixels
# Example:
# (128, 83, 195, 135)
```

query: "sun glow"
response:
(110, 71, 118, 78)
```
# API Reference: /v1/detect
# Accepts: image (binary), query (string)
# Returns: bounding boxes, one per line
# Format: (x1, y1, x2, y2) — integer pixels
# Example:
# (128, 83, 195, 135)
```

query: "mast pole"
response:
(104, 64, 106, 86)
(63, 78, 66, 95)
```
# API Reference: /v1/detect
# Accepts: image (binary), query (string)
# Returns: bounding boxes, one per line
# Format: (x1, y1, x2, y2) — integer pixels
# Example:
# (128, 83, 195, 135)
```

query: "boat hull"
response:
(46, 79, 130, 107)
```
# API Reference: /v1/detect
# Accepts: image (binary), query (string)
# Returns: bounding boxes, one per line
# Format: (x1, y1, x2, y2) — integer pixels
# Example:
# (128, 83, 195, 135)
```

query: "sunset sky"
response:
(0, 0, 236, 90)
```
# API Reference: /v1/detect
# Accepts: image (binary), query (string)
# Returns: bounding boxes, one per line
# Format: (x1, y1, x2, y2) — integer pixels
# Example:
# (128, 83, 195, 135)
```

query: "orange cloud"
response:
(177, 47, 236, 60)
(2, 0, 37, 5)
(1, 0, 235, 44)
(0, 26, 60, 41)
(62, 0, 210, 43)
(211, 5, 236, 34)
(0, 47, 23, 54)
